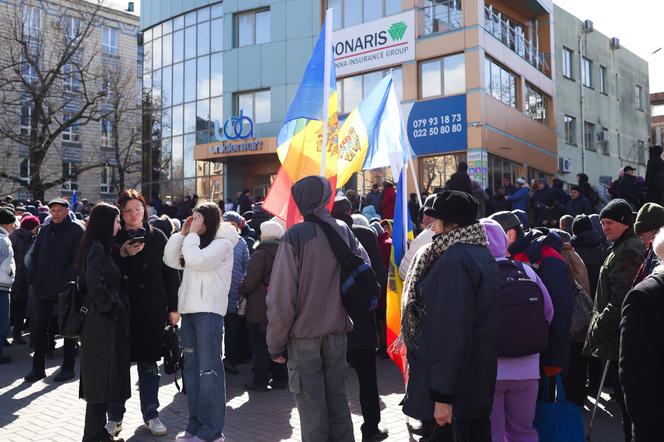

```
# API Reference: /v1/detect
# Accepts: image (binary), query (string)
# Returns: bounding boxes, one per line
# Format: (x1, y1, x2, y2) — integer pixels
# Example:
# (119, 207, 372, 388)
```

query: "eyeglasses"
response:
(122, 207, 143, 214)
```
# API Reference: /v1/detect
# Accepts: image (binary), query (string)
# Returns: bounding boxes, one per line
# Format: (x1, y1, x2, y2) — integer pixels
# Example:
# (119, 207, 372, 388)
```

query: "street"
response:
(0, 337, 624, 441)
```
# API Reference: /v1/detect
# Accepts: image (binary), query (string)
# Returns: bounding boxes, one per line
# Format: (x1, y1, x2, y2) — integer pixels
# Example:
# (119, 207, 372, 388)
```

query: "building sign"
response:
(209, 139, 263, 155)
(333, 10, 415, 77)
(404, 94, 467, 155)
(211, 110, 254, 142)
(467, 149, 488, 188)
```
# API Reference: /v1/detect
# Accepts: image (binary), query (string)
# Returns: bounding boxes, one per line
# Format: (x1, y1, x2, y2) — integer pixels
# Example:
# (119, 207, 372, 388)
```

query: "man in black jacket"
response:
(331, 197, 388, 442)
(24, 199, 84, 383)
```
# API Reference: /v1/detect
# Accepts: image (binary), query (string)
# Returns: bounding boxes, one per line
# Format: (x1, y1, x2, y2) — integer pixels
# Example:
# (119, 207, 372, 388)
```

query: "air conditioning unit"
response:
(598, 130, 611, 143)
(610, 37, 621, 49)
(583, 20, 594, 32)
(558, 157, 572, 173)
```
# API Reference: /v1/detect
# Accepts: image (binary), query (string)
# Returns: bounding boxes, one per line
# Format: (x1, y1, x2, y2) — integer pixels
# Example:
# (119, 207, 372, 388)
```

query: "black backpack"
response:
(162, 324, 184, 391)
(497, 260, 549, 358)
(304, 216, 379, 317)
(58, 280, 88, 339)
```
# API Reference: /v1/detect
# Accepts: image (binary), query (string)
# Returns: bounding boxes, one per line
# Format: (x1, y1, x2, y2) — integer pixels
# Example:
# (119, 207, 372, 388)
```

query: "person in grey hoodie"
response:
(0, 208, 16, 364)
(266, 176, 356, 442)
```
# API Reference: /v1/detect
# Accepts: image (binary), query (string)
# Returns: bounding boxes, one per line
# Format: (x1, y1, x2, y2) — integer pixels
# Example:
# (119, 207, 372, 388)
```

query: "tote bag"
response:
(534, 375, 585, 442)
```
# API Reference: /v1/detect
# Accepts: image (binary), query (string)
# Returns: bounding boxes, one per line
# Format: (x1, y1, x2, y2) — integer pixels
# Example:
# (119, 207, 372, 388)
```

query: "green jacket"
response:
(583, 229, 644, 361)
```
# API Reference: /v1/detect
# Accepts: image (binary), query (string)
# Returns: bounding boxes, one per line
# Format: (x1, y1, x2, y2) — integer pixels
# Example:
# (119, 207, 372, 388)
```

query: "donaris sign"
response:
(333, 11, 415, 77)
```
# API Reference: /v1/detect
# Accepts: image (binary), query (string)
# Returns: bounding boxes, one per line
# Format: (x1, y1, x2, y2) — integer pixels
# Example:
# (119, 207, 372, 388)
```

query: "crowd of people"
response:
(0, 148, 663, 442)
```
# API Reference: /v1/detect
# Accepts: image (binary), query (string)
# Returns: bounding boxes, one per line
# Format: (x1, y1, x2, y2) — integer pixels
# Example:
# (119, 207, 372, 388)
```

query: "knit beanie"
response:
(572, 215, 594, 236)
(20, 215, 40, 231)
(599, 199, 634, 226)
(0, 208, 15, 225)
(634, 203, 664, 235)
(259, 220, 285, 241)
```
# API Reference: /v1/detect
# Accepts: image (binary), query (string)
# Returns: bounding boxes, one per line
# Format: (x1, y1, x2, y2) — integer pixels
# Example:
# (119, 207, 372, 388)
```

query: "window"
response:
(337, 67, 403, 114)
(582, 57, 592, 88)
(22, 62, 38, 84)
(599, 65, 607, 94)
(101, 165, 117, 194)
(635, 85, 643, 110)
(62, 113, 80, 142)
(638, 140, 646, 164)
(236, 89, 271, 124)
(102, 26, 118, 56)
(21, 104, 33, 136)
(599, 127, 610, 154)
(197, 20, 210, 55)
(23, 6, 40, 37)
(19, 159, 31, 185)
(524, 83, 548, 124)
(419, 54, 465, 98)
(423, 0, 463, 35)
(562, 47, 573, 79)
(564, 115, 576, 145)
(62, 64, 80, 93)
(101, 118, 113, 147)
(420, 153, 466, 193)
(236, 9, 270, 47)
(61, 162, 78, 192)
(328, 0, 401, 30)
(484, 57, 517, 108)
(65, 16, 80, 42)
(584, 121, 595, 150)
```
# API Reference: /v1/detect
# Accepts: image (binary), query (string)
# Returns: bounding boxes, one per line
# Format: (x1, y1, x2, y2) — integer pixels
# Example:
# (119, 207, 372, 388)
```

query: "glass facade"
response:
(142, 2, 223, 201)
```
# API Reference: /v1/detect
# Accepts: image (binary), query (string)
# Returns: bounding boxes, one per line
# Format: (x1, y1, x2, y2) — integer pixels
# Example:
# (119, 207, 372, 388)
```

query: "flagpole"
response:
(402, 164, 408, 249)
(320, 9, 333, 176)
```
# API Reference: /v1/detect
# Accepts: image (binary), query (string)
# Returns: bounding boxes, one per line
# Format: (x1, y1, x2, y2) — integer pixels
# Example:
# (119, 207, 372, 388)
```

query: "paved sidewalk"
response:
(0, 337, 624, 441)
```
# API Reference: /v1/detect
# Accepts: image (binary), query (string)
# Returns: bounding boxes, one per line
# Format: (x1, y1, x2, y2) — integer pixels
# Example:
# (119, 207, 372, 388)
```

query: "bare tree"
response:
(101, 59, 142, 193)
(0, 0, 107, 201)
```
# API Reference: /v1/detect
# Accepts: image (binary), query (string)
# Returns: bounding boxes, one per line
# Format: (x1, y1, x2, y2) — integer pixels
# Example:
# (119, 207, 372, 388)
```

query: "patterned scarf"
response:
(399, 222, 488, 351)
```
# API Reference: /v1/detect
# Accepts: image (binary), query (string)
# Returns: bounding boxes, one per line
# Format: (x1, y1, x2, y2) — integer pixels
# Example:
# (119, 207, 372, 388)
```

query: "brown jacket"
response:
(561, 243, 591, 295)
(266, 176, 355, 356)
(239, 240, 279, 325)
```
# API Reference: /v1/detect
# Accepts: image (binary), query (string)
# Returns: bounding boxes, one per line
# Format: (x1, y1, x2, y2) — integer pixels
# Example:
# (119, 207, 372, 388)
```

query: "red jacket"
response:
(381, 187, 396, 220)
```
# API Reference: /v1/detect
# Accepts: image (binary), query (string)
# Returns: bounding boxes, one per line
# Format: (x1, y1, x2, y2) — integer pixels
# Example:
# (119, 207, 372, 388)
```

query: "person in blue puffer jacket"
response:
(222, 222, 250, 375)
(506, 178, 531, 213)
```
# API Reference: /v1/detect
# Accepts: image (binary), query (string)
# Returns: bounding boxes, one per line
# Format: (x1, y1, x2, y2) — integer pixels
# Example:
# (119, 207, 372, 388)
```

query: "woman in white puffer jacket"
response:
(163, 202, 238, 442)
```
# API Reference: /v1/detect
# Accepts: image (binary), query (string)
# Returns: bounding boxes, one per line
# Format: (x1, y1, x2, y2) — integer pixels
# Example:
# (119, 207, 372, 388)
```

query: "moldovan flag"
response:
(263, 21, 337, 225)
(336, 74, 405, 188)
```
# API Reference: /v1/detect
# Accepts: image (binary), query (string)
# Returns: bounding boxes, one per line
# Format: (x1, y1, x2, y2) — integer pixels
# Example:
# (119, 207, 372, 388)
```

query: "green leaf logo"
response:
(388, 21, 407, 41)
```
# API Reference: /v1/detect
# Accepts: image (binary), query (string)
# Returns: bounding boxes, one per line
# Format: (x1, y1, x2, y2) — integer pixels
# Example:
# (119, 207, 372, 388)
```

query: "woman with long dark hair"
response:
(164, 202, 238, 442)
(78, 203, 130, 442)
(105, 190, 179, 438)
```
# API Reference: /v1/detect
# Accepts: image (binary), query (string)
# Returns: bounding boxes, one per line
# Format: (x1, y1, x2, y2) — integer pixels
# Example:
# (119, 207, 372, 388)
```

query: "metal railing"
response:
(484, 5, 550, 76)
(420, 0, 463, 36)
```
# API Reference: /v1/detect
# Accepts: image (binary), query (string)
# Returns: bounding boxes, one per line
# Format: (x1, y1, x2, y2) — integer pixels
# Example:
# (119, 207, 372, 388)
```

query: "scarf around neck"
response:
(399, 222, 488, 351)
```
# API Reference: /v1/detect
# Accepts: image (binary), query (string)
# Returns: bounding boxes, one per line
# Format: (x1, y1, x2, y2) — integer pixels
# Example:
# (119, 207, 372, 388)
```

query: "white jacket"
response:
(398, 227, 435, 280)
(0, 227, 15, 291)
(163, 223, 239, 316)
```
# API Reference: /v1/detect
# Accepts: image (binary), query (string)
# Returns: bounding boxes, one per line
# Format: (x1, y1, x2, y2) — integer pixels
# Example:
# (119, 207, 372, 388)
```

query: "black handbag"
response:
(57, 280, 88, 339)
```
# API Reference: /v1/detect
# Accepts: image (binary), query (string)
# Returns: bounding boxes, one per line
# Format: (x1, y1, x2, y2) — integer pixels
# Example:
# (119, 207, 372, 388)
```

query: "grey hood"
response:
(292, 176, 332, 217)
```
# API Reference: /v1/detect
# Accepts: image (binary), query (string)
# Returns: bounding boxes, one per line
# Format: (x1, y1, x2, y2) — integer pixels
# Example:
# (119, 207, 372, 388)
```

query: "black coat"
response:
(347, 225, 386, 351)
(79, 242, 131, 404)
(114, 225, 179, 362)
(565, 196, 592, 217)
(403, 243, 500, 421)
(30, 217, 84, 300)
(531, 185, 558, 226)
(619, 175, 640, 208)
(571, 230, 607, 298)
(9, 228, 34, 303)
(619, 274, 664, 441)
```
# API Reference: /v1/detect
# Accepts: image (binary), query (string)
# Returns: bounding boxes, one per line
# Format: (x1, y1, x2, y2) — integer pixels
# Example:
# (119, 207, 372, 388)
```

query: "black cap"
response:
(623, 166, 636, 173)
(47, 198, 69, 209)
(489, 211, 522, 232)
(0, 208, 16, 225)
(424, 190, 478, 226)
(417, 193, 437, 222)
(599, 199, 634, 226)
(572, 215, 593, 236)
(332, 196, 352, 215)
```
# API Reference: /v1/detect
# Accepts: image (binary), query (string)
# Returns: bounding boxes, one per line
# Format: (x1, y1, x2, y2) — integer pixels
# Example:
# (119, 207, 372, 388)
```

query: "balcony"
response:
(484, 5, 550, 76)
(419, 0, 463, 37)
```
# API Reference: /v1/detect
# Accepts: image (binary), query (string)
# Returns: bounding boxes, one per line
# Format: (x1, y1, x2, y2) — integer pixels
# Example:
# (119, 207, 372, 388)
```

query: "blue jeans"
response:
(181, 313, 226, 441)
(107, 361, 160, 422)
(0, 291, 9, 357)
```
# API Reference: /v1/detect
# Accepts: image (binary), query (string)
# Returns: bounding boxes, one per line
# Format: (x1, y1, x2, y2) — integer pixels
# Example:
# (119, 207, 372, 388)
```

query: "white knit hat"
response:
(260, 220, 285, 241)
